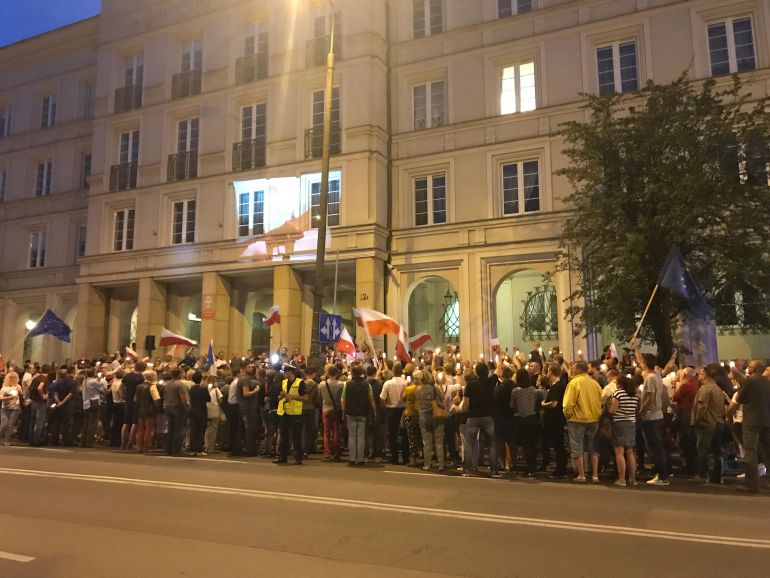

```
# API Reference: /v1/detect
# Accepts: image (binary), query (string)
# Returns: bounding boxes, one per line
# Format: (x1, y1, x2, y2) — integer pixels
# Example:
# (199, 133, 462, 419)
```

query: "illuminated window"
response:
(500, 61, 536, 114)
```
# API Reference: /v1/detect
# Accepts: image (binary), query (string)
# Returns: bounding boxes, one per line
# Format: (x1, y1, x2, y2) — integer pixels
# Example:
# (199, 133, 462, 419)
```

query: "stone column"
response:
(136, 277, 167, 358)
(75, 283, 108, 359)
(272, 265, 302, 353)
(356, 257, 385, 351)
(200, 272, 231, 358)
(554, 268, 585, 360)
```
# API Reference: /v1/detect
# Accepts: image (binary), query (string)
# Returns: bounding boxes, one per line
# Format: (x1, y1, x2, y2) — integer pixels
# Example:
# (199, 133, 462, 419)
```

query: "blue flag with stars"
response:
(657, 247, 711, 320)
(26, 309, 72, 343)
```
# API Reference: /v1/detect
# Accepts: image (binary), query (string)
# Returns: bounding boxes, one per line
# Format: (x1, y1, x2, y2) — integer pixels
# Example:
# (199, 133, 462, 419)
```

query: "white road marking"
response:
(384, 470, 497, 481)
(0, 467, 768, 549)
(4, 446, 72, 453)
(156, 456, 248, 465)
(0, 550, 35, 563)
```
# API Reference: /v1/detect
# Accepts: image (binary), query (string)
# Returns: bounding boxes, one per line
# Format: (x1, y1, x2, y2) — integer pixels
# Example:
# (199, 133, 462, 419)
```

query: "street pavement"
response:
(0, 445, 768, 577)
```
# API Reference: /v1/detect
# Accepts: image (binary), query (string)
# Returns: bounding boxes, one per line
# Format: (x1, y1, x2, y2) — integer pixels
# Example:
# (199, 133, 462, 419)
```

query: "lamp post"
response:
(309, 5, 336, 364)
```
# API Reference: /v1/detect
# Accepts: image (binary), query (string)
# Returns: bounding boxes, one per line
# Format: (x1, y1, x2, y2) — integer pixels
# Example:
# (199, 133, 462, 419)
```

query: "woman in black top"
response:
(188, 372, 211, 456)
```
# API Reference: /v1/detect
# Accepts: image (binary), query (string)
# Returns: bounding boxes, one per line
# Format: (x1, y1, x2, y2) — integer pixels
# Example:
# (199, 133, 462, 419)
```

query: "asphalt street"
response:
(0, 445, 768, 578)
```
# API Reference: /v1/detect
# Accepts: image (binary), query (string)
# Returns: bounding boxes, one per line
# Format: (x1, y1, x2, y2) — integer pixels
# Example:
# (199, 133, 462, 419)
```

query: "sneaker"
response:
(198, 451, 208, 456)
(491, 472, 503, 479)
(646, 474, 660, 485)
(614, 480, 627, 487)
(648, 477, 670, 486)
(421, 466, 431, 471)
(737, 473, 746, 479)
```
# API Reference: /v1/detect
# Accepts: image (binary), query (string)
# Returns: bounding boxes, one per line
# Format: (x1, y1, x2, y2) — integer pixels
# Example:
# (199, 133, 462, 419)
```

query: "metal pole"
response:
(309, 10, 336, 363)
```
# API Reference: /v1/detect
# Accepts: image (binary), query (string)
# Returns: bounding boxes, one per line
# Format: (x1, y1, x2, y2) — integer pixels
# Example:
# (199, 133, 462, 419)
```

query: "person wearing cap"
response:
(274, 364, 308, 465)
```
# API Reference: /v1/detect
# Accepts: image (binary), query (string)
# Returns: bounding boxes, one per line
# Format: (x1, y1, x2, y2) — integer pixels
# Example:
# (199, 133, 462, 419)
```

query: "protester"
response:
(609, 375, 640, 486)
(562, 361, 602, 483)
(692, 364, 728, 483)
(342, 364, 375, 466)
(415, 369, 445, 471)
(460, 363, 500, 478)
(0, 371, 23, 445)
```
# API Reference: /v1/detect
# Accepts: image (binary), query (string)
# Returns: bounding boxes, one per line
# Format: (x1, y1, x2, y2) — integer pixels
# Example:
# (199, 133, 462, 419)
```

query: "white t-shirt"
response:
(380, 376, 407, 408)
(1, 385, 21, 410)
(206, 384, 222, 418)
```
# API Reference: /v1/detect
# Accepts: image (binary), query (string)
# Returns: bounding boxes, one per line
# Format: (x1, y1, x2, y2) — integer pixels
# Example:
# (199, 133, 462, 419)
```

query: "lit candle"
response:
(600, 363, 607, 372)
(455, 363, 461, 370)
(382, 352, 387, 360)
(436, 347, 441, 355)
(438, 372, 443, 381)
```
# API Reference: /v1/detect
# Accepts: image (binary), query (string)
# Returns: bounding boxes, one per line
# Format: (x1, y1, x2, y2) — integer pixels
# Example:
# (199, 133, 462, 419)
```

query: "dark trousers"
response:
(189, 412, 207, 453)
(302, 409, 318, 454)
(110, 403, 125, 447)
(514, 415, 539, 475)
(241, 406, 261, 456)
(165, 406, 189, 455)
(386, 407, 407, 464)
(543, 418, 568, 475)
(279, 414, 303, 462)
(368, 414, 386, 459)
(743, 426, 770, 491)
(677, 410, 697, 474)
(228, 404, 243, 455)
(52, 404, 75, 446)
(695, 423, 724, 481)
(444, 416, 461, 462)
(641, 419, 669, 480)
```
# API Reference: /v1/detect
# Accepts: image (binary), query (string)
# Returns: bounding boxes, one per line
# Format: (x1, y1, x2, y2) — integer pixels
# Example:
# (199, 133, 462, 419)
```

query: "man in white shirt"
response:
(380, 362, 408, 465)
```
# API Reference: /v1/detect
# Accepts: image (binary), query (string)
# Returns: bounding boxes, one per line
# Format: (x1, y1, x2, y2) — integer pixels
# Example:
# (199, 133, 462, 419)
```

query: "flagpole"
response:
(631, 284, 659, 343)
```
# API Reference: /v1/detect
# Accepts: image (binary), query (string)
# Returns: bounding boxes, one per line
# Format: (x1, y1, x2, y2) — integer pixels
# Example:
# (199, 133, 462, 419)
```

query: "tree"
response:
(554, 73, 770, 359)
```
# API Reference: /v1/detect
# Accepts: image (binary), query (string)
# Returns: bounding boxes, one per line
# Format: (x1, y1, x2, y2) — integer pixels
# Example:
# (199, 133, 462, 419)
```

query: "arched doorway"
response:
(494, 269, 558, 355)
(407, 276, 460, 349)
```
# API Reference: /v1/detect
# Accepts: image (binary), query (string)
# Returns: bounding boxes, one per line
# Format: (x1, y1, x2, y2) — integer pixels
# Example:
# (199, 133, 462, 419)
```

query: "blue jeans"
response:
(165, 406, 189, 455)
(31, 401, 48, 445)
(641, 419, 669, 480)
(464, 417, 497, 474)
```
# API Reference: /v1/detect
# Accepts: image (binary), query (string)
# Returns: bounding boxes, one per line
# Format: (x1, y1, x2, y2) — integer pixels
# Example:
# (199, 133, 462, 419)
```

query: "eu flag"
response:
(26, 309, 72, 343)
(657, 247, 711, 319)
(206, 339, 215, 369)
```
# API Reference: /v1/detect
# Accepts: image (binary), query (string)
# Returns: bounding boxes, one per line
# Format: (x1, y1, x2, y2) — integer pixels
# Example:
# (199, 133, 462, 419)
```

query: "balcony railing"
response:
(232, 138, 266, 171)
(171, 69, 202, 100)
(306, 35, 342, 68)
(304, 123, 341, 159)
(168, 150, 198, 182)
(114, 84, 142, 113)
(109, 161, 138, 191)
(236, 53, 268, 84)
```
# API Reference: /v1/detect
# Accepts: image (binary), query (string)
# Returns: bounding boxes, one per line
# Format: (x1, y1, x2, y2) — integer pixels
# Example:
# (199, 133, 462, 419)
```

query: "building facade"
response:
(1, 0, 768, 364)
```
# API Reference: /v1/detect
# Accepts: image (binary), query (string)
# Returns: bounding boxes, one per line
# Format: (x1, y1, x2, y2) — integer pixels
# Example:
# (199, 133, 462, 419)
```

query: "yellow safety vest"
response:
(278, 378, 303, 416)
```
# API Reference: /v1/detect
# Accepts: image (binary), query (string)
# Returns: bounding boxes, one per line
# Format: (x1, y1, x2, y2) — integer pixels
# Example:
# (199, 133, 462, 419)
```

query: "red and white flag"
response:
(353, 308, 401, 336)
(409, 332, 432, 350)
(335, 327, 356, 357)
(264, 305, 281, 326)
(395, 325, 411, 365)
(125, 346, 139, 361)
(159, 328, 197, 347)
(0, 354, 4, 371)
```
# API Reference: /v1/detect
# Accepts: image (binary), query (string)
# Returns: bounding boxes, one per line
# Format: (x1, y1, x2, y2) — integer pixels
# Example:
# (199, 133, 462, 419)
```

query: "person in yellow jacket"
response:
(562, 361, 602, 483)
(273, 364, 309, 465)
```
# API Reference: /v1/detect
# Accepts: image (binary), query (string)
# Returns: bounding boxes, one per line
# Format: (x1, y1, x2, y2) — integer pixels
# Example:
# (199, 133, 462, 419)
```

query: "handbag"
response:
(431, 386, 449, 422)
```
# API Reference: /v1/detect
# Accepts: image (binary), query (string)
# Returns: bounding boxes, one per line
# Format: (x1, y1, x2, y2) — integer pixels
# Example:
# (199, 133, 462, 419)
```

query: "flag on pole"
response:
(26, 310, 72, 343)
(609, 343, 618, 361)
(396, 325, 411, 365)
(159, 328, 197, 347)
(335, 327, 356, 357)
(354, 308, 412, 364)
(207, 339, 217, 375)
(657, 246, 711, 319)
(264, 305, 281, 326)
(125, 346, 139, 361)
(409, 333, 432, 350)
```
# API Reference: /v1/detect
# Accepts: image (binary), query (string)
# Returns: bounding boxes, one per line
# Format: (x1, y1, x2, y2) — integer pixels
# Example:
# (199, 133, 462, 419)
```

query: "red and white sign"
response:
(202, 294, 215, 319)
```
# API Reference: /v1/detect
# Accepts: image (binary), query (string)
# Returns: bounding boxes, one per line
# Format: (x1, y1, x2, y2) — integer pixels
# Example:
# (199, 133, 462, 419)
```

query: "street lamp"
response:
(309, 1, 337, 364)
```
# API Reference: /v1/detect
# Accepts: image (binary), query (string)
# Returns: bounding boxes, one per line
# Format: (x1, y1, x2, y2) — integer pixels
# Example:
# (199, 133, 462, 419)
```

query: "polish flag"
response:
(409, 333, 432, 350)
(0, 354, 4, 371)
(264, 306, 281, 326)
(395, 325, 412, 365)
(335, 327, 356, 357)
(159, 328, 198, 347)
(353, 308, 401, 337)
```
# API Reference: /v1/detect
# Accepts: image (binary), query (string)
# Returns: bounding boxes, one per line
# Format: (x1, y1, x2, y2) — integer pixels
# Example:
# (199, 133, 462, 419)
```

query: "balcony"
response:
(114, 84, 142, 113)
(109, 161, 138, 191)
(167, 150, 198, 182)
(304, 122, 341, 159)
(232, 138, 266, 171)
(306, 35, 341, 68)
(236, 53, 268, 84)
(171, 69, 202, 100)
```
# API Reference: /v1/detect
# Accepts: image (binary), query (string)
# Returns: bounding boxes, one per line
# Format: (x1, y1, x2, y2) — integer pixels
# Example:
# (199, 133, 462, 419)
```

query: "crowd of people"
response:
(1, 341, 769, 493)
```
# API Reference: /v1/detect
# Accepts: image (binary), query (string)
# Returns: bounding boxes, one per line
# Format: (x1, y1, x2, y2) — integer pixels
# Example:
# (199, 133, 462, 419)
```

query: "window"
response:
(237, 190, 265, 236)
(413, 80, 445, 130)
(307, 87, 341, 158)
(242, 104, 266, 143)
(708, 17, 756, 76)
(172, 199, 196, 244)
(245, 22, 268, 56)
(76, 224, 87, 259)
(113, 208, 135, 251)
(498, 0, 533, 18)
(0, 106, 11, 138)
(81, 153, 92, 190)
(500, 62, 536, 114)
(413, 0, 442, 38)
(84, 84, 96, 118)
(125, 54, 144, 87)
(310, 175, 341, 227)
(177, 118, 199, 153)
(120, 130, 140, 164)
(596, 41, 638, 95)
(414, 174, 446, 226)
(0, 169, 6, 202)
(41, 95, 57, 128)
(502, 160, 540, 215)
(35, 161, 52, 197)
(29, 230, 46, 268)
(182, 39, 203, 73)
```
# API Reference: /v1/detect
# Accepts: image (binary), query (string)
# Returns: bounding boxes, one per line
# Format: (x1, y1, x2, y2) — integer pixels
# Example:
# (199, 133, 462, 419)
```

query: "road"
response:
(0, 445, 768, 577)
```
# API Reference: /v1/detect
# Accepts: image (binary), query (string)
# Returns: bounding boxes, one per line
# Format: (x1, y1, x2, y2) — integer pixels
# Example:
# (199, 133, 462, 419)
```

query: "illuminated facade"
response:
(1, 0, 768, 363)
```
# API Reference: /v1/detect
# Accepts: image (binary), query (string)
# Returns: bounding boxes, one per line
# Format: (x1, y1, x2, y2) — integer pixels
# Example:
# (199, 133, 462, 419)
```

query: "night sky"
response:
(0, 0, 101, 47)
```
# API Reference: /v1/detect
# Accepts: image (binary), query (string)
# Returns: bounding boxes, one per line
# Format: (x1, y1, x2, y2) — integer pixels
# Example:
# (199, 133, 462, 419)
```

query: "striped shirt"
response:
(612, 389, 639, 422)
